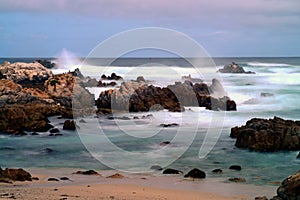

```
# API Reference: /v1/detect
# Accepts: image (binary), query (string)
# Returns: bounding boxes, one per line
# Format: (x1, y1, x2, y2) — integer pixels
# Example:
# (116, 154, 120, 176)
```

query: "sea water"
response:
(0, 57, 300, 185)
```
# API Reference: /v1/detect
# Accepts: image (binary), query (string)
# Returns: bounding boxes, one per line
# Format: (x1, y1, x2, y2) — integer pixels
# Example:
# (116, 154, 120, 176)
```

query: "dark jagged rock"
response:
(73, 170, 100, 175)
(162, 168, 183, 175)
(35, 59, 56, 69)
(63, 120, 77, 130)
(96, 78, 237, 114)
(184, 168, 206, 179)
(271, 170, 300, 200)
(218, 62, 255, 74)
(229, 165, 242, 171)
(230, 117, 300, 151)
(49, 128, 60, 133)
(101, 73, 123, 81)
(0, 168, 32, 182)
(97, 81, 117, 87)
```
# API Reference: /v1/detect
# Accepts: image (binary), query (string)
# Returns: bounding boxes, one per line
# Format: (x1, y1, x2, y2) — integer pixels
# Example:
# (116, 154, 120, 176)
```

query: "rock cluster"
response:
(230, 117, 300, 151)
(218, 62, 255, 74)
(96, 77, 236, 114)
(0, 62, 94, 135)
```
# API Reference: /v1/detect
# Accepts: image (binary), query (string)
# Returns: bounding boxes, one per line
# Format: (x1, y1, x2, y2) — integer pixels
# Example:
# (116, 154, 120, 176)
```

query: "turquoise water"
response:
(1, 57, 300, 185)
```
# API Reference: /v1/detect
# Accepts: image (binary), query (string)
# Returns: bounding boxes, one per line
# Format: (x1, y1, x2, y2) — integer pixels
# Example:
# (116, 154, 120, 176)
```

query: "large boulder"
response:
(218, 62, 255, 74)
(184, 168, 206, 179)
(0, 168, 32, 182)
(0, 62, 52, 89)
(230, 117, 300, 151)
(271, 170, 300, 200)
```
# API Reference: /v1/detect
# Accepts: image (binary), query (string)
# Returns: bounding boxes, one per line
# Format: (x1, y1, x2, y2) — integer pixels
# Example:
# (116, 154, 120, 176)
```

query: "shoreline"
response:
(0, 168, 277, 200)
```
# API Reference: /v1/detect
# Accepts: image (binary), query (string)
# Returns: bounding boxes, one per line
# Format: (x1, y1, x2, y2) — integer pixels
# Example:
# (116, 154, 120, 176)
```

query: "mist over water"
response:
(52, 48, 82, 72)
(1, 57, 300, 185)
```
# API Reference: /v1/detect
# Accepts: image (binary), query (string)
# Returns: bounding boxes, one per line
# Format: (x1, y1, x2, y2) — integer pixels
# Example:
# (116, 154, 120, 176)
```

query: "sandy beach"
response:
(0, 168, 277, 200)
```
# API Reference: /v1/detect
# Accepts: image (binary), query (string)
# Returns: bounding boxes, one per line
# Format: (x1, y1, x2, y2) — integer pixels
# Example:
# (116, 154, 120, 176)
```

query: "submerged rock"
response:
(218, 62, 255, 74)
(150, 165, 163, 171)
(228, 177, 246, 183)
(231, 117, 300, 151)
(184, 168, 206, 179)
(212, 169, 223, 174)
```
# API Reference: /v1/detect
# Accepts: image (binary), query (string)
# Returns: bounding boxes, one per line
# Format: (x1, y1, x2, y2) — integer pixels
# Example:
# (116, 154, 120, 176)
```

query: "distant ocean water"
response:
(1, 57, 300, 185)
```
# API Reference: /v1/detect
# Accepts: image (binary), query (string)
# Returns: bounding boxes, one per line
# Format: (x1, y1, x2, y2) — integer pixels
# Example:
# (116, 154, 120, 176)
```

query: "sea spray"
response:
(52, 48, 82, 72)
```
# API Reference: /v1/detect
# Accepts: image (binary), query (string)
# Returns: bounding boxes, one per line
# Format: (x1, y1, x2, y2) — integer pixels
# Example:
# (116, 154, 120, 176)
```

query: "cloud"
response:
(0, 0, 299, 28)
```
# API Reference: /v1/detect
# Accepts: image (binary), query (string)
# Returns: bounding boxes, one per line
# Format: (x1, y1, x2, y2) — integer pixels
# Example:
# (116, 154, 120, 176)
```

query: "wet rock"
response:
(73, 170, 100, 175)
(160, 123, 179, 128)
(297, 152, 300, 159)
(0, 168, 32, 181)
(271, 170, 300, 200)
(42, 148, 54, 153)
(49, 128, 60, 133)
(218, 62, 255, 74)
(229, 165, 242, 171)
(136, 76, 146, 83)
(63, 120, 76, 130)
(230, 117, 300, 151)
(150, 165, 163, 171)
(184, 168, 206, 179)
(212, 169, 223, 174)
(228, 177, 246, 182)
(54, 133, 63, 136)
(35, 59, 56, 69)
(31, 132, 39, 135)
(160, 141, 171, 146)
(162, 168, 183, 175)
(255, 196, 268, 200)
(60, 177, 71, 181)
(133, 116, 139, 119)
(48, 178, 59, 182)
(107, 173, 124, 178)
(32, 177, 39, 180)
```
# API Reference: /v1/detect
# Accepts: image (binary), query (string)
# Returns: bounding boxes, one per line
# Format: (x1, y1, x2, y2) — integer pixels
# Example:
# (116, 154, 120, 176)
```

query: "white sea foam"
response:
(247, 62, 291, 67)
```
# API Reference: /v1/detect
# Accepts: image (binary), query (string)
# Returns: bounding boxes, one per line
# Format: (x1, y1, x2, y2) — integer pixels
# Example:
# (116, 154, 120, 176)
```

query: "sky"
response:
(0, 0, 299, 57)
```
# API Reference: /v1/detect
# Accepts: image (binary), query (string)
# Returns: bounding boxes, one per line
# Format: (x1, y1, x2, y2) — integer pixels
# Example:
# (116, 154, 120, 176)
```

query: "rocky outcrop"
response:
(218, 62, 255, 74)
(0, 66, 94, 134)
(230, 117, 300, 151)
(162, 168, 183, 174)
(0, 168, 32, 182)
(0, 62, 53, 89)
(271, 170, 300, 200)
(96, 77, 237, 114)
(0, 103, 70, 135)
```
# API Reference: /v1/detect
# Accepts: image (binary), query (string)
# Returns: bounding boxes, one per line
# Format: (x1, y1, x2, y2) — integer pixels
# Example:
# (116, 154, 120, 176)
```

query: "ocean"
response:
(1, 57, 300, 186)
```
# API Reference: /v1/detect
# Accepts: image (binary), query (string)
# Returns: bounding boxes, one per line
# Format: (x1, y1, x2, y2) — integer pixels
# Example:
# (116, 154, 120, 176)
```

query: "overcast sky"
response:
(0, 0, 299, 57)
